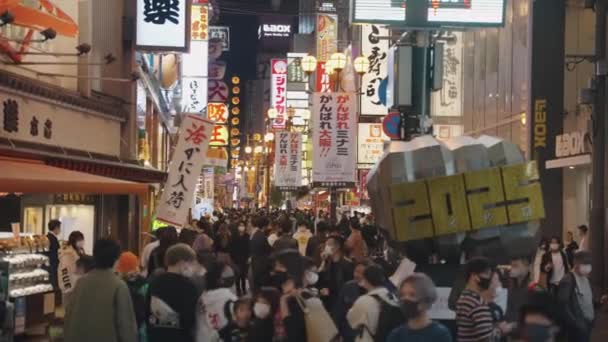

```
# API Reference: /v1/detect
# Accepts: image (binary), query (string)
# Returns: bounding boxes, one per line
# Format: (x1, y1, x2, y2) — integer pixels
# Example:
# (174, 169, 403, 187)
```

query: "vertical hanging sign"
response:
(431, 32, 464, 117)
(181, 3, 209, 114)
(316, 14, 338, 62)
(136, 0, 191, 52)
(274, 132, 302, 189)
(312, 92, 357, 187)
(360, 24, 389, 116)
(157, 115, 213, 227)
(271, 59, 288, 129)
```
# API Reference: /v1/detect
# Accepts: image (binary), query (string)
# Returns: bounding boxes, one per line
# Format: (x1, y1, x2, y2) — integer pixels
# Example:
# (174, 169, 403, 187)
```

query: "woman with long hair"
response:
(147, 226, 178, 276)
(58, 231, 85, 307)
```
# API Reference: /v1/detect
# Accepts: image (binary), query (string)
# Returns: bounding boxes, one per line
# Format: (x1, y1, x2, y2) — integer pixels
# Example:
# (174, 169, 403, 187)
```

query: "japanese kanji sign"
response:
(209, 26, 230, 51)
(190, 3, 208, 41)
(207, 103, 228, 123)
(181, 77, 208, 113)
(136, 0, 191, 52)
(316, 14, 337, 62)
(209, 125, 228, 146)
(271, 59, 288, 130)
(208, 61, 227, 80)
(431, 32, 463, 117)
(357, 123, 389, 164)
(208, 80, 229, 102)
(156, 115, 212, 226)
(312, 92, 357, 186)
(360, 24, 389, 116)
(274, 132, 302, 189)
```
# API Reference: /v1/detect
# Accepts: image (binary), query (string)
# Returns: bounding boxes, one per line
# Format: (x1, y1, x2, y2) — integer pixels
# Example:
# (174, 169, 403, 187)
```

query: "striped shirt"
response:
(456, 289, 500, 342)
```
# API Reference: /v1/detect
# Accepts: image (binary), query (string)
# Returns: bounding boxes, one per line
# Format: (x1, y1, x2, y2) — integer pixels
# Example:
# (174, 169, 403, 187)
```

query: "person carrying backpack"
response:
(347, 264, 401, 342)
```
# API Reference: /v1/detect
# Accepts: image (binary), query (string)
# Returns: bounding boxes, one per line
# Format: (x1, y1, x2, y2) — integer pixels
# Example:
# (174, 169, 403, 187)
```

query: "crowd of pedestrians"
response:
(52, 208, 606, 342)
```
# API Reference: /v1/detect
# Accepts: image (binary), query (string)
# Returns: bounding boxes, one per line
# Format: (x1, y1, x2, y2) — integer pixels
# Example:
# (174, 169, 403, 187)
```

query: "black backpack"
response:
(365, 294, 404, 342)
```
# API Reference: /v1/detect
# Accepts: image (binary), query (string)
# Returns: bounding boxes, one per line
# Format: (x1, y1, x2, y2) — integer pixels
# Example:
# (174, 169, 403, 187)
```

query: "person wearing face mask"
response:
(541, 236, 570, 295)
(532, 238, 548, 285)
(230, 221, 250, 296)
(557, 251, 596, 342)
(456, 257, 513, 342)
(58, 231, 85, 308)
(505, 256, 532, 324)
(318, 236, 355, 310)
(147, 243, 199, 342)
(482, 271, 511, 342)
(387, 273, 452, 342)
(250, 287, 280, 342)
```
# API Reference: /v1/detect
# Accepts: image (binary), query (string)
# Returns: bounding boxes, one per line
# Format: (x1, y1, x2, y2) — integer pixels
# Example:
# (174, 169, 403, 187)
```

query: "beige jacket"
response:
(347, 287, 397, 342)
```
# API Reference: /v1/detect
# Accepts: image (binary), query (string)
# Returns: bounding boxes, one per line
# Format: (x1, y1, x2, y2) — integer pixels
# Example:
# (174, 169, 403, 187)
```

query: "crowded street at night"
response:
(1, 0, 608, 341)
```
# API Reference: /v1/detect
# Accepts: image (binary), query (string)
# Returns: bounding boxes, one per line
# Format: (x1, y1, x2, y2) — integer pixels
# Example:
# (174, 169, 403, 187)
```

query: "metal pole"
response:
(591, 0, 607, 290)
(330, 187, 337, 226)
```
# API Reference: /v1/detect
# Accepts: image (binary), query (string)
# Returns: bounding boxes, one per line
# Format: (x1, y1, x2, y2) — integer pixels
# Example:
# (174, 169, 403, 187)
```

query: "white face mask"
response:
(238, 225, 246, 233)
(76, 240, 85, 249)
(579, 265, 592, 276)
(254, 302, 271, 319)
(550, 243, 560, 251)
(305, 271, 319, 285)
(324, 245, 335, 255)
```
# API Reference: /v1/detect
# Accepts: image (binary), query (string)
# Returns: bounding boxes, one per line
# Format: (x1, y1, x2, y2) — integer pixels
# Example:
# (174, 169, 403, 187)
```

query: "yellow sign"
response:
(210, 125, 229, 146)
(389, 161, 544, 242)
(191, 4, 209, 41)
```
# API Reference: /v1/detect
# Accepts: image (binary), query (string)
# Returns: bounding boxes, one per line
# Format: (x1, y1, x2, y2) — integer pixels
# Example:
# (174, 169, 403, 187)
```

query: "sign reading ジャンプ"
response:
(274, 132, 303, 189)
(271, 59, 288, 130)
(157, 115, 213, 227)
(360, 24, 389, 116)
(312, 93, 357, 187)
(136, 0, 191, 52)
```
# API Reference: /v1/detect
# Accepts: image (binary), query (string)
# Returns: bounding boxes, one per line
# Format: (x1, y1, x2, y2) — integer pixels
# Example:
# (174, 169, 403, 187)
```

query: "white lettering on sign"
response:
(263, 24, 291, 33)
(555, 131, 589, 158)
(258, 24, 292, 39)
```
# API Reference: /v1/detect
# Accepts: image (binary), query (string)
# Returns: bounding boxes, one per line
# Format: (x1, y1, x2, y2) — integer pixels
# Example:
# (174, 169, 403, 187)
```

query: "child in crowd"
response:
(218, 298, 253, 342)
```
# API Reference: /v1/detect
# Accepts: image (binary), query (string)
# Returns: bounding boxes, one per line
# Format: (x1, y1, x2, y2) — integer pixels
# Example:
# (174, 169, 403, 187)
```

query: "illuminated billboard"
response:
(352, 0, 506, 27)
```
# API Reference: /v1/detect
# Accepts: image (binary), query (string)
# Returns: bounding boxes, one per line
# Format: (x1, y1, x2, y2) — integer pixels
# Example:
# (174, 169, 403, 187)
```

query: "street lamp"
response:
(245, 145, 252, 154)
(354, 56, 369, 75)
(264, 132, 275, 142)
(302, 55, 317, 74)
(330, 52, 347, 72)
(254, 145, 263, 154)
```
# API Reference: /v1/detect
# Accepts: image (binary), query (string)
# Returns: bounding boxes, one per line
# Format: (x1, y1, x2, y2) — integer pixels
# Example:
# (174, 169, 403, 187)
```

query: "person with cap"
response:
(116, 252, 148, 336)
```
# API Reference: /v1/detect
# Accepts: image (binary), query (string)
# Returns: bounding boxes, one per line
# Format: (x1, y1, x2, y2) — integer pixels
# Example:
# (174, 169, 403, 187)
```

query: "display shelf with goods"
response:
(0, 233, 55, 336)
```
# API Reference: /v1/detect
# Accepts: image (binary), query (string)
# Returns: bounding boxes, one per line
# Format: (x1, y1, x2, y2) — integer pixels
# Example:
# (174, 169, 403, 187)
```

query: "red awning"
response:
(0, 157, 148, 196)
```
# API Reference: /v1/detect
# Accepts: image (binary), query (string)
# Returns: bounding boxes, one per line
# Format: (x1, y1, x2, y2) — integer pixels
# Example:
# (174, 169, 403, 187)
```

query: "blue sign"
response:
(383, 112, 401, 139)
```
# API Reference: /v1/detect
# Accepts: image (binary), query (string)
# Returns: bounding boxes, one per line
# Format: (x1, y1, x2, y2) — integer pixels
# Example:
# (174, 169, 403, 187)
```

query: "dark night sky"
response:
(218, 0, 299, 81)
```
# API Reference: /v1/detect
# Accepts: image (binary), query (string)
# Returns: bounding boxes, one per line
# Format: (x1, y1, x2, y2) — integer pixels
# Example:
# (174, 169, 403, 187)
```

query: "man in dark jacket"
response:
(505, 256, 532, 323)
(273, 220, 298, 253)
(558, 251, 596, 342)
(319, 236, 354, 310)
(45, 219, 61, 290)
(249, 216, 272, 291)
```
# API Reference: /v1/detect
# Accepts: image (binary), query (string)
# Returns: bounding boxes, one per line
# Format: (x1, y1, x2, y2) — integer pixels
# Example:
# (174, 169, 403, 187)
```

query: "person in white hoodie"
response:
(196, 260, 237, 342)
(58, 231, 85, 308)
(292, 221, 313, 256)
(347, 264, 400, 342)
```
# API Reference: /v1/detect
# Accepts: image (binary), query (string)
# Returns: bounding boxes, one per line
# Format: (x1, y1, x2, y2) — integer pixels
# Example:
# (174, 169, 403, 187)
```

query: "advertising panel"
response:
(271, 59, 288, 130)
(136, 0, 191, 51)
(357, 123, 389, 164)
(360, 24, 389, 116)
(312, 92, 357, 187)
(157, 115, 213, 226)
(316, 14, 338, 62)
(275, 132, 303, 189)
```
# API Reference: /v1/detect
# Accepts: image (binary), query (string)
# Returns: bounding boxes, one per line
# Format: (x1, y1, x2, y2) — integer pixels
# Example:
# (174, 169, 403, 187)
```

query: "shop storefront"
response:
(0, 70, 166, 252)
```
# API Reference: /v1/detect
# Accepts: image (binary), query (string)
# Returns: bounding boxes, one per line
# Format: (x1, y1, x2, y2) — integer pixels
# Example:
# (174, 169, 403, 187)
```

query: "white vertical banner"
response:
(181, 3, 208, 114)
(360, 24, 389, 116)
(274, 132, 302, 189)
(157, 115, 213, 227)
(431, 32, 463, 117)
(312, 92, 357, 186)
(271, 59, 288, 129)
